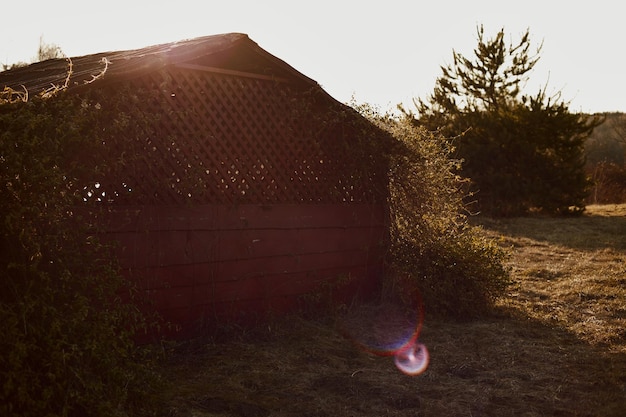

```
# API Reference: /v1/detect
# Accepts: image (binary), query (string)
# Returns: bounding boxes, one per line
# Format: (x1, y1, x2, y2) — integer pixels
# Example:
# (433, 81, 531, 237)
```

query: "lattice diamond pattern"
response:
(91, 68, 385, 205)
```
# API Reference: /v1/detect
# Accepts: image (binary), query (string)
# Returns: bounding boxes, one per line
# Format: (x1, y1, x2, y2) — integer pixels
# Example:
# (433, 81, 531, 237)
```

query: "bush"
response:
(356, 104, 511, 318)
(0, 96, 157, 417)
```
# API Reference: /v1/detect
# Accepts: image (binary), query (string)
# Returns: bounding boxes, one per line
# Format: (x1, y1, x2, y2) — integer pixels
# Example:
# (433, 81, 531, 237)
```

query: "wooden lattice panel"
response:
(86, 67, 387, 205)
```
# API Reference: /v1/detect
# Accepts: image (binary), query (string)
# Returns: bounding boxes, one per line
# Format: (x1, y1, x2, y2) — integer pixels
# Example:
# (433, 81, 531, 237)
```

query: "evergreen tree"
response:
(410, 26, 602, 216)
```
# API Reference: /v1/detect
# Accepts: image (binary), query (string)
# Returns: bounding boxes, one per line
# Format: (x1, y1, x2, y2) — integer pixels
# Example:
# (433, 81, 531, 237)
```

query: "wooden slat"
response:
(103, 203, 385, 232)
(128, 248, 378, 289)
(147, 264, 374, 312)
(113, 225, 385, 268)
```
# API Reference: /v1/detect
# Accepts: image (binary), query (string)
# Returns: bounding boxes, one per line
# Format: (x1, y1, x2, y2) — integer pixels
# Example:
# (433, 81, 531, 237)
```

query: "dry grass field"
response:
(157, 204, 626, 417)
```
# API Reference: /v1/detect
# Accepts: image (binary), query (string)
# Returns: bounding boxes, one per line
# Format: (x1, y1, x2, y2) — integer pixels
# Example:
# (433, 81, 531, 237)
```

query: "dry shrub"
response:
(356, 104, 511, 318)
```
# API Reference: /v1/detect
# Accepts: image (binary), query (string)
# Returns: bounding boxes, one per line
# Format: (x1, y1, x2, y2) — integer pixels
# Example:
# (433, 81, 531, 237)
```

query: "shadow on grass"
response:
(417, 308, 626, 417)
(156, 308, 626, 417)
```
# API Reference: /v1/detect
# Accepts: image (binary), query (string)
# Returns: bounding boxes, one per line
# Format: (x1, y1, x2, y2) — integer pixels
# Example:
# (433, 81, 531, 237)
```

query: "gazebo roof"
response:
(0, 33, 318, 97)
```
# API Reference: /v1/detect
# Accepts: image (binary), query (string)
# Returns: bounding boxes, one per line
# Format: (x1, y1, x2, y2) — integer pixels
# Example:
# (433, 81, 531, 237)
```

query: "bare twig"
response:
(0, 85, 28, 104)
(40, 55, 73, 99)
(84, 57, 110, 85)
(1, 53, 109, 105)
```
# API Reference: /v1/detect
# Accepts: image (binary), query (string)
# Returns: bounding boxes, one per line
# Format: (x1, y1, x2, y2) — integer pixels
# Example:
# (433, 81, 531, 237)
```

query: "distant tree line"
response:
(584, 112, 626, 204)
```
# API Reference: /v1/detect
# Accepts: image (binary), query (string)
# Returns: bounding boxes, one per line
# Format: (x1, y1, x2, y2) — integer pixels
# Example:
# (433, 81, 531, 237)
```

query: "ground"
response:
(154, 204, 626, 417)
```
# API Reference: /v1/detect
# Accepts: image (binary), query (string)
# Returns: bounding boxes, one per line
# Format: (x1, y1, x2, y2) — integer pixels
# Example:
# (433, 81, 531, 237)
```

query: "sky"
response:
(1, 0, 623, 114)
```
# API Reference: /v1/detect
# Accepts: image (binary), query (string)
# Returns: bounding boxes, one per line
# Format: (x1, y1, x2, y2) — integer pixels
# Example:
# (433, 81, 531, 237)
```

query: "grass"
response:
(152, 204, 626, 417)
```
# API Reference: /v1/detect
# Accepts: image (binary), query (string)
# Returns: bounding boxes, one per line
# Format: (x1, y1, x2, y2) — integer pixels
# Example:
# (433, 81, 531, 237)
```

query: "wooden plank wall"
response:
(103, 203, 388, 338)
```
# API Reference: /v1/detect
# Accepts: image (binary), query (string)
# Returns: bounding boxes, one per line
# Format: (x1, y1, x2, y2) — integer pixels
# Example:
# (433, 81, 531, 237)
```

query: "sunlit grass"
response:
(481, 204, 626, 352)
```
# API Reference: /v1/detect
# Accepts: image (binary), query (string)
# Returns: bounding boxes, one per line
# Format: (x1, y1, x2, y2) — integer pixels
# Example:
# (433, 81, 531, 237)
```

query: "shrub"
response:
(355, 104, 511, 318)
(0, 95, 157, 417)
(587, 161, 626, 204)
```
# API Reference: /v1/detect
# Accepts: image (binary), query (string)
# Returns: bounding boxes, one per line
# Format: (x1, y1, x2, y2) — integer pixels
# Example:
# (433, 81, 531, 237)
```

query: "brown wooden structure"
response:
(1, 33, 391, 338)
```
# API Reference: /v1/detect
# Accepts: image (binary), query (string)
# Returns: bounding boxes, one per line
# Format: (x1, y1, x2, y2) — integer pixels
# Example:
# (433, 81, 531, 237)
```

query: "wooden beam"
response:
(175, 63, 292, 83)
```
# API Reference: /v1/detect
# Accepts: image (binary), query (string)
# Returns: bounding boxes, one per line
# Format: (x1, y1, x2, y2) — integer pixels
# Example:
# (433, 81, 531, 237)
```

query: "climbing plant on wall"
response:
(0, 93, 159, 417)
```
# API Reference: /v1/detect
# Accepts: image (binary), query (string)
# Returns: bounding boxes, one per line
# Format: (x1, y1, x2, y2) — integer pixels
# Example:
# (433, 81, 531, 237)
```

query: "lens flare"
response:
(394, 342, 429, 375)
(339, 297, 429, 376)
(340, 303, 421, 354)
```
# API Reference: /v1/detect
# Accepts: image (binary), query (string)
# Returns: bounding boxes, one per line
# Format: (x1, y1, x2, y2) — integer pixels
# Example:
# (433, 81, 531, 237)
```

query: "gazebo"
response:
(0, 33, 392, 338)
